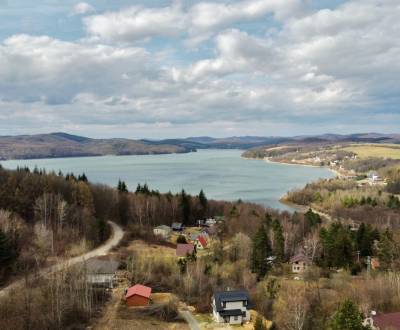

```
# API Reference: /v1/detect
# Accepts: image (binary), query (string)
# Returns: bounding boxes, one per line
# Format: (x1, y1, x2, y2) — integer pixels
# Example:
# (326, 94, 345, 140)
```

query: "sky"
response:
(0, 0, 399, 138)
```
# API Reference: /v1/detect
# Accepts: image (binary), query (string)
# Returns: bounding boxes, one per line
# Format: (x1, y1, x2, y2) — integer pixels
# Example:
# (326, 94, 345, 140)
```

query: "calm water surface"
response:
(1, 149, 334, 211)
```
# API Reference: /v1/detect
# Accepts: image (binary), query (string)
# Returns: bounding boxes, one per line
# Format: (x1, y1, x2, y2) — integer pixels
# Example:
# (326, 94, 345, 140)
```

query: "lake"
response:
(1, 149, 334, 211)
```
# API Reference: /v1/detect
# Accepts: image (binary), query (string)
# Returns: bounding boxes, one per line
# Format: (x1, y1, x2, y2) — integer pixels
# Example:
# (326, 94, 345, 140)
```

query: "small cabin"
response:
(195, 235, 207, 250)
(171, 222, 184, 231)
(153, 225, 172, 239)
(125, 284, 152, 307)
(290, 254, 309, 273)
(176, 243, 195, 258)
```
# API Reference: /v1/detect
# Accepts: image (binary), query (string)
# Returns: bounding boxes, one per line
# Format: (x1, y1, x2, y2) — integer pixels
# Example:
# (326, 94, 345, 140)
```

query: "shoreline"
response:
(263, 157, 340, 177)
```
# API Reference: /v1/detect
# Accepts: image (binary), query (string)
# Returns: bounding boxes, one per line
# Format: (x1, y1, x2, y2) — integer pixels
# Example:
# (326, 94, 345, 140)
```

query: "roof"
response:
(219, 309, 244, 317)
(125, 284, 152, 299)
(197, 235, 207, 248)
(154, 225, 171, 231)
(213, 290, 253, 312)
(190, 233, 200, 241)
(290, 253, 309, 263)
(84, 258, 119, 274)
(172, 222, 183, 230)
(176, 243, 195, 257)
(373, 312, 400, 329)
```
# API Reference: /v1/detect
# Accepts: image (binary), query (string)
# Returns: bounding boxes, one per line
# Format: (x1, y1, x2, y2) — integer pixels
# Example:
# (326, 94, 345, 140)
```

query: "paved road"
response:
(179, 309, 201, 330)
(0, 221, 124, 298)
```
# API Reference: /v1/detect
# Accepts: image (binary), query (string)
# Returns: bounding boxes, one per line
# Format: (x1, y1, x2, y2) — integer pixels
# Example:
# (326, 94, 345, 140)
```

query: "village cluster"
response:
(80, 216, 400, 329)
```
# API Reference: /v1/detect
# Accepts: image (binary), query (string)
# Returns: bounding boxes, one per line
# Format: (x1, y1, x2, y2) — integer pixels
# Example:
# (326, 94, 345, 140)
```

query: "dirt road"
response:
(0, 221, 124, 298)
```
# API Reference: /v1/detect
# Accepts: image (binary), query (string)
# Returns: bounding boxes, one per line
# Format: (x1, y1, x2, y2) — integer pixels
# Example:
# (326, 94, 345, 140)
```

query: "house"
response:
(212, 290, 253, 324)
(205, 218, 217, 226)
(125, 284, 152, 307)
(364, 311, 400, 329)
(84, 258, 119, 288)
(290, 253, 310, 273)
(172, 222, 184, 231)
(197, 219, 206, 227)
(369, 172, 382, 183)
(153, 225, 172, 239)
(371, 257, 380, 270)
(195, 235, 207, 250)
(176, 243, 195, 258)
(190, 232, 200, 241)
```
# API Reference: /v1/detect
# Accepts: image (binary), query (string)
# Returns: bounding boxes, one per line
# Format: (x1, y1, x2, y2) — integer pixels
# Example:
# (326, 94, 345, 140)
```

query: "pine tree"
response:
(199, 189, 208, 217)
(251, 224, 272, 279)
(180, 189, 191, 225)
(117, 180, 128, 193)
(272, 219, 285, 262)
(330, 299, 370, 330)
(0, 229, 16, 268)
(378, 229, 397, 270)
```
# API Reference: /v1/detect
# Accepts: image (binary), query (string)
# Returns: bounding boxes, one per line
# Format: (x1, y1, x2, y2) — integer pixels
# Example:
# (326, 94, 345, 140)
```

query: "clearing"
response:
(341, 144, 400, 159)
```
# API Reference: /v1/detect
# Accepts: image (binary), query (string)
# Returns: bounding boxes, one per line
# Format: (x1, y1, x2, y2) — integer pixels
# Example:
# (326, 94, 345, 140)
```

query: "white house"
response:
(212, 290, 253, 325)
(153, 225, 172, 239)
(84, 258, 119, 288)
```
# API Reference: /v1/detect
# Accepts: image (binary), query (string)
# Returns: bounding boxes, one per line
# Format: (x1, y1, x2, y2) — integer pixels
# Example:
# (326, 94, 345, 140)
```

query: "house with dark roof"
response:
(212, 290, 253, 324)
(125, 284, 152, 307)
(84, 258, 119, 288)
(364, 311, 400, 329)
(176, 243, 195, 258)
(171, 222, 184, 231)
(290, 253, 310, 273)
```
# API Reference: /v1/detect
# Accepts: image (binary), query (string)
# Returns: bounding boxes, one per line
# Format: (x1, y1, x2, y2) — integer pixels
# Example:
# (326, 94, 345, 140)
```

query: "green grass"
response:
(341, 144, 400, 159)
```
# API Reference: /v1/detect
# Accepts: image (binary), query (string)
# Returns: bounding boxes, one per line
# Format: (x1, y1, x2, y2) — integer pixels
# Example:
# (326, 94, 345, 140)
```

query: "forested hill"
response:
(0, 132, 192, 160)
(1, 132, 399, 160)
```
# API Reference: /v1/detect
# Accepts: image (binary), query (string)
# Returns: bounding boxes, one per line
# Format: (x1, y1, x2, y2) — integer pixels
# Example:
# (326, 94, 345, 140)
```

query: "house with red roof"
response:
(195, 235, 207, 250)
(176, 243, 195, 258)
(125, 284, 152, 307)
(364, 311, 400, 329)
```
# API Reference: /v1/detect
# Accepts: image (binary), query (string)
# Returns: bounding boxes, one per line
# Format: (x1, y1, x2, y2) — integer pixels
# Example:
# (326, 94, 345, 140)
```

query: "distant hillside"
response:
(0, 133, 191, 160)
(0, 132, 398, 160)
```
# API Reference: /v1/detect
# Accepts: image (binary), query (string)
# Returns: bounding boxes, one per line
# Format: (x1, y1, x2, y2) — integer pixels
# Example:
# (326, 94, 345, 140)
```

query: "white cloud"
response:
(83, 4, 185, 42)
(83, 0, 305, 44)
(72, 2, 95, 15)
(1, 0, 400, 137)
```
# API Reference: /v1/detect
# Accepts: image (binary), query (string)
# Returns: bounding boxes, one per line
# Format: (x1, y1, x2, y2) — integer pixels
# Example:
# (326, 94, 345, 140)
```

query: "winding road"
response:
(0, 221, 124, 298)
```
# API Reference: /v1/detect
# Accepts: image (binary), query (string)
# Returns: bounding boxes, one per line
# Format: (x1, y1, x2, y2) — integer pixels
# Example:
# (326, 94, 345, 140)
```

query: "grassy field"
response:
(341, 144, 400, 159)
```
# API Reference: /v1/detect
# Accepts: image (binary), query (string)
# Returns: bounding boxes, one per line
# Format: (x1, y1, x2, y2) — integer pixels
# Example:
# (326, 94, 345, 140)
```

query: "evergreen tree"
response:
(319, 222, 354, 268)
(199, 189, 208, 217)
(117, 179, 128, 193)
(251, 224, 272, 279)
(272, 219, 285, 262)
(304, 208, 322, 228)
(330, 299, 369, 330)
(180, 189, 191, 225)
(377, 229, 397, 270)
(0, 229, 16, 269)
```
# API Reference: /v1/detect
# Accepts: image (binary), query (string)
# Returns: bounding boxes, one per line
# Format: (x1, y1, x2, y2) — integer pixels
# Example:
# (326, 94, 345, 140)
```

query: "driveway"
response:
(0, 221, 124, 298)
(179, 308, 201, 330)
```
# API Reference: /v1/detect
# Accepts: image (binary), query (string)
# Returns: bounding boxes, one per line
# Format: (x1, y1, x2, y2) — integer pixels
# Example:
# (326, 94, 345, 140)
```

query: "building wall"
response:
(153, 228, 170, 238)
(126, 294, 150, 307)
(87, 274, 115, 288)
(292, 261, 307, 273)
(212, 298, 250, 323)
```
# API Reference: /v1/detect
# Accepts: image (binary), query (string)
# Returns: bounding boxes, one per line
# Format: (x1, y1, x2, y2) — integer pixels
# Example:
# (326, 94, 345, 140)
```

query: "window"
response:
(234, 316, 238, 321)
(243, 300, 247, 306)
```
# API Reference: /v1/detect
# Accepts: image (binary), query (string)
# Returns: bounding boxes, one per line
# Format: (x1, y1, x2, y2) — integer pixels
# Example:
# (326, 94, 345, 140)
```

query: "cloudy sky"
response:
(0, 0, 399, 138)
